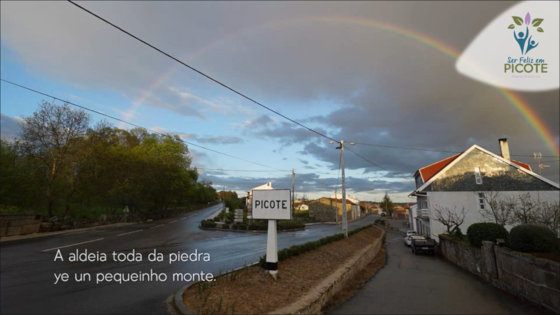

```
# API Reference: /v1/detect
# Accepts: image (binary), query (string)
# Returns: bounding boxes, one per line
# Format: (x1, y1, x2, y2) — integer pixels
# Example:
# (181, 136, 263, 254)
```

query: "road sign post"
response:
(251, 189, 291, 279)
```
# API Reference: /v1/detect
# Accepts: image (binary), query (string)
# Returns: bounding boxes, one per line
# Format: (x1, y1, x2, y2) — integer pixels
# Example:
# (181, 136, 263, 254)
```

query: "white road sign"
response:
(251, 189, 291, 220)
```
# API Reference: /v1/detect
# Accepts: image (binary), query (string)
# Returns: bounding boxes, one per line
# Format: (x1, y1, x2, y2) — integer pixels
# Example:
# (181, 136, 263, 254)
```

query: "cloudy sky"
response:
(1, 1, 558, 202)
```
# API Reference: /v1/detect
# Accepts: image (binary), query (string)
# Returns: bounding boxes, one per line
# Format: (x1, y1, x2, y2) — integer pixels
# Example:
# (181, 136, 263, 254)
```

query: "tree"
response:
(514, 193, 537, 224)
(536, 201, 560, 237)
(480, 192, 515, 226)
(432, 205, 466, 233)
(381, 192, 394, 216)
(21, 102, 89, 217)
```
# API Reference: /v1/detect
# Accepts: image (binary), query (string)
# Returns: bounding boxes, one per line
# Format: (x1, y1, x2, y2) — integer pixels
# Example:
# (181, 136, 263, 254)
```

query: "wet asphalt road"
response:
(330, 229, 550, 315)
(1, 204, 376, 315)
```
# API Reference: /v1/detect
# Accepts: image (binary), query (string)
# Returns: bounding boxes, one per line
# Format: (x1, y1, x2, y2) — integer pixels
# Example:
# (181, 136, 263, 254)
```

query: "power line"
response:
(353, 141, 457, 154)
(0, 79, 284, 171)
(353, 141, 558, 158)
(346, 146, 383, 169)
(66, 0, 338, 144)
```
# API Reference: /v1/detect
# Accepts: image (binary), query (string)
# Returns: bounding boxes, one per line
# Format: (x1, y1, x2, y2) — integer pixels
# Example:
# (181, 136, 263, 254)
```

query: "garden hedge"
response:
(509, 224, 557, 253)
(467, 222, 508, 247)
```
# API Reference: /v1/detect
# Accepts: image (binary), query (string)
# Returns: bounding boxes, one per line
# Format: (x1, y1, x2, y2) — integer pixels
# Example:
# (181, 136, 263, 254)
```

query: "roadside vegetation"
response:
(184, 225, 383, 315)
(0, 101, 218, 227)
(200, 191, 307, 232)
(440, 221, 559, 262)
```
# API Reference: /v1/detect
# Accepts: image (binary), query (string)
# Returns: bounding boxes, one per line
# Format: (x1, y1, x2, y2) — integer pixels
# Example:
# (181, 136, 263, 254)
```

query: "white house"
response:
(246, 182, 273, 218)
(410, 139, 560, 240)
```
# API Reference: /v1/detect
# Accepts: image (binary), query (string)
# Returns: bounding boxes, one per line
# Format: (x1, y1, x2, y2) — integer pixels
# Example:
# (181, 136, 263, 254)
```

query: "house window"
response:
(474, 167, 483, 185)
(478, 192, 485, 210)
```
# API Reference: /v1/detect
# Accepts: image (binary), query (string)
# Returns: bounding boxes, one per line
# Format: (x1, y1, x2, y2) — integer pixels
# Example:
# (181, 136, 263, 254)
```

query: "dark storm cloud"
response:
(2, 1, 557, 182)
(200, 172, 413, 194)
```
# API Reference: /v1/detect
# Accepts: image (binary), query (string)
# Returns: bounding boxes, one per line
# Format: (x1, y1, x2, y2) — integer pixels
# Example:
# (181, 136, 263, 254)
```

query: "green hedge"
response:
(200, 219, 217, 228)
(467, 223, 508, 247)
(509, 224, 557, 253)
(259, 224, 373, 267)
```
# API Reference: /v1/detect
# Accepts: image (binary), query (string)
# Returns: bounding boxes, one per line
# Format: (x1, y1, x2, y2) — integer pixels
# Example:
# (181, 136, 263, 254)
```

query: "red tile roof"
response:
(417, 153, 532, 183)
(418, 153, 462, 182)
(511, 160, 532, 171)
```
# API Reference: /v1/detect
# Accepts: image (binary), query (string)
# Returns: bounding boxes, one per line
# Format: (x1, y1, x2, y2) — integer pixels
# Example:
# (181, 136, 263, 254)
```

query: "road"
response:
(0, 204, 376, 315)
(330, 229, 550, 315)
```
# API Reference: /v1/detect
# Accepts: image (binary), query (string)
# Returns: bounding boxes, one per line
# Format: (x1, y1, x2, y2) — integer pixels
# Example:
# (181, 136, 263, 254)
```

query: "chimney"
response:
(499, 138, 510, 160)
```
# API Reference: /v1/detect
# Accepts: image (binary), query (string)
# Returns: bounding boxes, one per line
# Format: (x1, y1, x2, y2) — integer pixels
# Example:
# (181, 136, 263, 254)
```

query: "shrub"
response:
(467, 222, 508, 247)
(258, 224, 373, 266)
(247, 220, 268, 230)
(200, 219, 217, 228)
(277, 219, 305, 230)
(231, 222, 247, 230)
(509, 224, 557, 253)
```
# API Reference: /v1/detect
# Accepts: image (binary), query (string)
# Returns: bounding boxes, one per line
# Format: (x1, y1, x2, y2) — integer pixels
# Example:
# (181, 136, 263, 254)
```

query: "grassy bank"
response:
(184, 225, 383, 314)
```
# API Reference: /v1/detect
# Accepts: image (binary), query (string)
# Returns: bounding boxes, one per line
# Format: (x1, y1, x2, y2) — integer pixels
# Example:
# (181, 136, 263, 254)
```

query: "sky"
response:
(1, 1, 559, 202)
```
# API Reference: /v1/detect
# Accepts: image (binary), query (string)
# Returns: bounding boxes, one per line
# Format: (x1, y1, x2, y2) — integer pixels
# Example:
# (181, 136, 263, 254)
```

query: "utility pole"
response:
(291, 169, 295, 213)
(340, 140, 348, 238)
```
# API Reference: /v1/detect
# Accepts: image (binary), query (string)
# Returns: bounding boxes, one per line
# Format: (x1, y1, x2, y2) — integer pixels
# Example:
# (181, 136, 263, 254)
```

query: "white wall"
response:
(409, 205, 418, 232)
(426, 190, 560, 241)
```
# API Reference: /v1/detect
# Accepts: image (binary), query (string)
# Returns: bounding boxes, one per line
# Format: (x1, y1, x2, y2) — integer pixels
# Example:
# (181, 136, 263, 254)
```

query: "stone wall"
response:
(439, 235, 560, 313)
(308, 201, 336, 222)
(0, 215, 41, 237)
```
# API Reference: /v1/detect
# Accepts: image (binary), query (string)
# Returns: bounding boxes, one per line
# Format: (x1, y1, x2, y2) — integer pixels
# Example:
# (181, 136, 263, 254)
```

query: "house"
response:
(410, 138, 559, 240)
(392, 204, 409, 219)
(313, 196, 361, 222)
(295, 204, 309, 212)
(246, 182, 273, 218)
(360, 201, 381, 215)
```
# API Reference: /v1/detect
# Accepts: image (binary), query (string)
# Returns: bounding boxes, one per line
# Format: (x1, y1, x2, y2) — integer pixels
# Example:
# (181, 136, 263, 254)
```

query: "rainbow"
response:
(125, 15, 559, 156)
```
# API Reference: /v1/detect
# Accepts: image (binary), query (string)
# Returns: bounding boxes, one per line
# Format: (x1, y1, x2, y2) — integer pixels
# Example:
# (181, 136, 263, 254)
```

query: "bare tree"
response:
(514, 193, 537, 224)
(536, 201, 560, 237)
(432, 205, 466, 233)
(480, 192, 515, 226)
(22, 102, 89, 217)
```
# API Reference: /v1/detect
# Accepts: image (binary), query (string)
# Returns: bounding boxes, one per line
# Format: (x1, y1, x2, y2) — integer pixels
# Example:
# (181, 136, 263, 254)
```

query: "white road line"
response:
(151, 224, 165, 229)
(169, 220, 178, 224)
(41, 238, 104, 252)
(117, 229, 143, 237)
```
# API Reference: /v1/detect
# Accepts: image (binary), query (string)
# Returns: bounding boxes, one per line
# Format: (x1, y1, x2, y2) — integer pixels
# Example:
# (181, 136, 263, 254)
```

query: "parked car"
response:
(411, 238, 436, 255)
(404, 234, 425, 247)
(405, 230, 416, 237)
(403, 230, 417, 246)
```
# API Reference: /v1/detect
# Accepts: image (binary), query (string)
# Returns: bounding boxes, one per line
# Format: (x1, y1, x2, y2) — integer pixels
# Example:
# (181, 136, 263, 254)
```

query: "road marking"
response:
(117, 229, 143, 237)
(41, 238, 104, 252)
(169, 220, 178, 224)
(151, 224, 165, 229)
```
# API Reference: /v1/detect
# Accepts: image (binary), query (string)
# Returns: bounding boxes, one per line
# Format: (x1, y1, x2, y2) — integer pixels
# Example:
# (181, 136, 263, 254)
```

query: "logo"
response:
(507, 12, 544, 55)
(504, 12, 547, 76)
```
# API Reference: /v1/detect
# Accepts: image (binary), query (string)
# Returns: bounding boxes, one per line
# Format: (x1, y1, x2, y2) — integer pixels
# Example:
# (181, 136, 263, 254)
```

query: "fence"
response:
(439, 235, 560, 313)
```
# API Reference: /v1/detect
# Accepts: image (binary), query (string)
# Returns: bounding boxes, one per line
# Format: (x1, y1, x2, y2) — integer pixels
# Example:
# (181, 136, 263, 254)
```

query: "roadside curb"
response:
(0, 222, 135, 244)
(199, 226, 305, 233)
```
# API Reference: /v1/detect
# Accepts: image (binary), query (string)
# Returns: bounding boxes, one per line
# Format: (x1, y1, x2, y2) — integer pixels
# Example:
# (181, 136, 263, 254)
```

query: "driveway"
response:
(330, 229, 550, 314)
